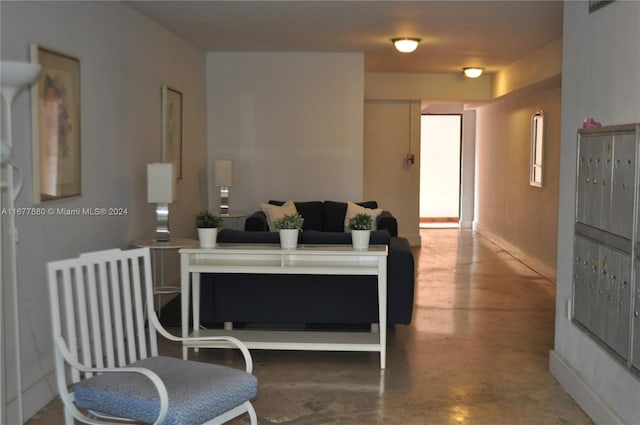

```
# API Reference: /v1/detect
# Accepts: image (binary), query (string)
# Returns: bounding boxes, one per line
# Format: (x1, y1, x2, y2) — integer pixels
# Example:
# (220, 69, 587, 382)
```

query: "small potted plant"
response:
(348, 213, 373, 250)
(196, 210, 223, 248)
(273, 213, 304, 249)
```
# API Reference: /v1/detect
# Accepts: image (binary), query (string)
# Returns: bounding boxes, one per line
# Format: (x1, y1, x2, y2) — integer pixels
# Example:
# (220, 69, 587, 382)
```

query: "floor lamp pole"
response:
(1, 61, 41, 425)
(0, 108, 6, 425)
(2, 95, 23, 425)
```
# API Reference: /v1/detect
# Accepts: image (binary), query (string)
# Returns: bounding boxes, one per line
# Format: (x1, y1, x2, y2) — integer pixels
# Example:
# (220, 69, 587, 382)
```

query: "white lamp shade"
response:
(147, 163, 175, 203)
(215, 159, 233, 187)
(0, 61, 42, 104)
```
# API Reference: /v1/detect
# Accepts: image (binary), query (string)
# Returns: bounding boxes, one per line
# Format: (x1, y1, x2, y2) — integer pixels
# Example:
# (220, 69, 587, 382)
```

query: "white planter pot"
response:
(351, 229, 371, 251)
(198, 227, 218, 248)
(279, 229, 299, 249)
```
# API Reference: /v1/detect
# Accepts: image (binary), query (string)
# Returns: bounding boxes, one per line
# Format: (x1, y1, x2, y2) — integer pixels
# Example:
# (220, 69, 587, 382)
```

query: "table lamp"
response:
(215, 159, 233, 215)
(147, 163, 175, 242)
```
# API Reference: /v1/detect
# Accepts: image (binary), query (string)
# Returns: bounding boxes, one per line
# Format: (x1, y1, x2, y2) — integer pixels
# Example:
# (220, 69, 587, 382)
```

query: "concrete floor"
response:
(27, 229, 592, 425)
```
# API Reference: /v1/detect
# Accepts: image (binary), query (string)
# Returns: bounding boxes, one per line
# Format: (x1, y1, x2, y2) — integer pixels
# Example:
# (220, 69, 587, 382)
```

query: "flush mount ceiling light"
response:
(463, 67, 484, 78)
(391, 38, 421, 53)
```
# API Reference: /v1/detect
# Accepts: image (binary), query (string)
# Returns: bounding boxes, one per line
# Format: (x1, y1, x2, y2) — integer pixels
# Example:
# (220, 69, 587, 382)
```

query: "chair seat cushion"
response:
(74, 356, 257, 425)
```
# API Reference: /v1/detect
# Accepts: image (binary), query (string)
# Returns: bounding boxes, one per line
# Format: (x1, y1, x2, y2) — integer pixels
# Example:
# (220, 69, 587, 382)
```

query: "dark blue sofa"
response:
(245, 200, 398, 236)
(198, 204, 415, 326)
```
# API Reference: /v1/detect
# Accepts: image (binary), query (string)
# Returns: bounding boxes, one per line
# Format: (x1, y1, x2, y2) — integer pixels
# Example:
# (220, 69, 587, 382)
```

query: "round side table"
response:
(132, 238, 198, 312)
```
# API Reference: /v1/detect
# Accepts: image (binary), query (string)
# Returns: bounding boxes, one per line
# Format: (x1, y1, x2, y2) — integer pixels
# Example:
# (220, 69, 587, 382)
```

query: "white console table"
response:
(179, 244, 389, 368)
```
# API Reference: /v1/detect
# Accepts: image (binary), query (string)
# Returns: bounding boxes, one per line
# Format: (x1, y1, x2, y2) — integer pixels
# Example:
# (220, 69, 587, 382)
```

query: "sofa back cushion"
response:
(301, 229, 390, 246)
(269, 200, 324, 231)
(217, 228, 280, 244)
(322, 201, 378, 232)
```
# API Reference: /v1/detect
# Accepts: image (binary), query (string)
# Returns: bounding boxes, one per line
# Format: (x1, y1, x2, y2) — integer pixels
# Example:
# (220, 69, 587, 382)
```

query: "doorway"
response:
(420, 114, 462, 228)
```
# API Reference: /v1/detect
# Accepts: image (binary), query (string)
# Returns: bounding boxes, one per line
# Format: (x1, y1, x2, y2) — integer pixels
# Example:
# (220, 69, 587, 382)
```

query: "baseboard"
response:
(459, 220, 473, 229)
(405, 233, 421, 247)
(474, 223, 556, 283)
(7, 369, 57, 424)
(549, 350, 623, 425)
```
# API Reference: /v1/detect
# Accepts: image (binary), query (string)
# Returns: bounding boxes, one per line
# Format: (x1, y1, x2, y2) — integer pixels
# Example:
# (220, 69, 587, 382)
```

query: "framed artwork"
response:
(30, 45, 82, 202)
(161, 85, 183, 180)
(589, 0, 613, 13)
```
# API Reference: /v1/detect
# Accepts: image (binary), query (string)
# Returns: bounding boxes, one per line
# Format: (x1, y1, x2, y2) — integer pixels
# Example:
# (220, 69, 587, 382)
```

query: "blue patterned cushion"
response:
(74, 356, 257, 425)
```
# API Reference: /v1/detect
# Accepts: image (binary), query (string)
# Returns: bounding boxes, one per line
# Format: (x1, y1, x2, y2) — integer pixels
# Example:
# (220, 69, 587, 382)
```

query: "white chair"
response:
(47, 247, 258, 425)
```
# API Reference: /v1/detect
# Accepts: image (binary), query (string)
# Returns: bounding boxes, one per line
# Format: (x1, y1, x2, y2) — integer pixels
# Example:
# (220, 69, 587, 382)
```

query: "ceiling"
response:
(128, 0, 563, 75)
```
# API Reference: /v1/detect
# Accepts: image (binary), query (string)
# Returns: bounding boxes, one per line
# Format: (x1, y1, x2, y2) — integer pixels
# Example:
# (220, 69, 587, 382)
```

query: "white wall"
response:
(551, 2, 640, 424)
(206, 52, 364, 212)
(1, 2, 206, 421)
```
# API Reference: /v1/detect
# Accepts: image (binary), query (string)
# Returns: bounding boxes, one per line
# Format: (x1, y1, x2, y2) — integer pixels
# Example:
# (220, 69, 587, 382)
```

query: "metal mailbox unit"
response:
(572, 123, 640, 374)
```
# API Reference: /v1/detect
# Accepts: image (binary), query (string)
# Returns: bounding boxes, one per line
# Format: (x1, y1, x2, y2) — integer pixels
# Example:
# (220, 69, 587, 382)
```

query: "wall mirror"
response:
(530, 110, 545, 187)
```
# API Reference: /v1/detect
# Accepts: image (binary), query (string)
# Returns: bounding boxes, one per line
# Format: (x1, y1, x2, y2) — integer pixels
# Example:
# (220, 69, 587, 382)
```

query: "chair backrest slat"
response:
(96, 258, 116, 367)
(118, 257, 138, 363)
(61, 267, 81, 384)
(48, 248, 157, 395)
(142, 254, 159, 356)
(108, 258, 127, 366)
(85, 264, 104, 369)
(130, 257, 149, 359)
(72, 264, 93, 378)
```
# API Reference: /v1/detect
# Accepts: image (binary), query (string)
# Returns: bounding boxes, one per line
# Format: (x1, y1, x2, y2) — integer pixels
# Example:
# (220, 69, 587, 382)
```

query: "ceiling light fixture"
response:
(392, 38, 421, 53)
(463, 67, 484, 78)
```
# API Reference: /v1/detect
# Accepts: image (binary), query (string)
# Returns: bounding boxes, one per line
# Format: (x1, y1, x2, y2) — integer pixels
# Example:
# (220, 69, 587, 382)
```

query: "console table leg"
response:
(193, 272, 201, 353)
(181, 255, 190, 360)
(378, 259, 387, 369)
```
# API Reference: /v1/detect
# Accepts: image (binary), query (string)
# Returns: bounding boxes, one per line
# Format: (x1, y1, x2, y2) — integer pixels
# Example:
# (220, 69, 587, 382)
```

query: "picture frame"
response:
(161, 85, 183, 180)
(589, 0, 613, 13)
(30, 45, 82, 202)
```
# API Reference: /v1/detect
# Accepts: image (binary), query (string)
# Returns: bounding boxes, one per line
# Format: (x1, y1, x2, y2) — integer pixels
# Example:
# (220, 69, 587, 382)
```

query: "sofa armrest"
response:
(244, 211, 269, 231)
(377, 211, 398, 237)
(387, 237, 415, 325)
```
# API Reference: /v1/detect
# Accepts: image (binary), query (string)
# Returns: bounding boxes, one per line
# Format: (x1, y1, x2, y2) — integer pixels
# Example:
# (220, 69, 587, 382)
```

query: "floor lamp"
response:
(1, 61, 42, 425)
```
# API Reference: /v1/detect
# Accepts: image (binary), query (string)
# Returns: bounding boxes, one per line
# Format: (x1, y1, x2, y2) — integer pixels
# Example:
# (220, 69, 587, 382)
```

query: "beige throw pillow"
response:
(261, 200, 297, 231)
(344, 201, 382, 232)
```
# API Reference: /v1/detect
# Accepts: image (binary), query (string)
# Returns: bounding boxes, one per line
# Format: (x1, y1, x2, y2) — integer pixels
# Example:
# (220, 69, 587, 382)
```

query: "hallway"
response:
(27, 229, 591, 424)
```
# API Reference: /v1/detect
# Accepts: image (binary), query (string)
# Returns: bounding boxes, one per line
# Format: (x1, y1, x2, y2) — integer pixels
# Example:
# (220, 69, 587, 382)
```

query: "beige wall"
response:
(363, 101, 421, 245)
(365, 72, 491, 102)
(492, 38, 562, 98)
(475, 80, 561, 280)
(206, 53, 365, 212)
(462, 37, 563, 279)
